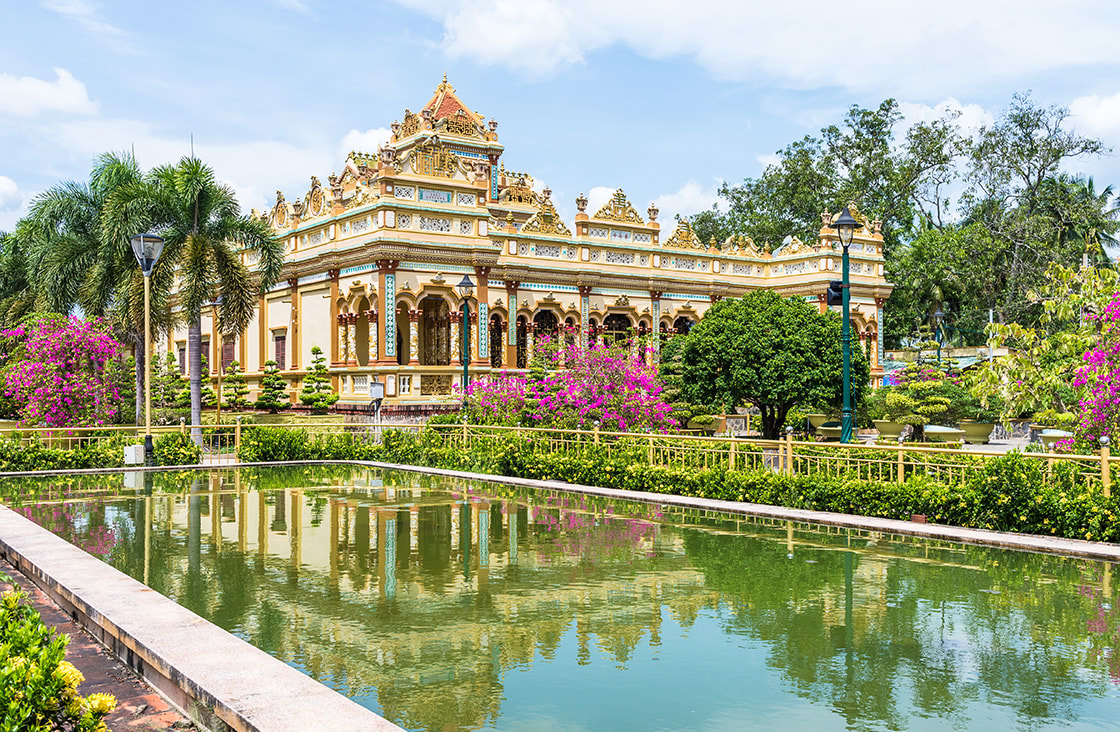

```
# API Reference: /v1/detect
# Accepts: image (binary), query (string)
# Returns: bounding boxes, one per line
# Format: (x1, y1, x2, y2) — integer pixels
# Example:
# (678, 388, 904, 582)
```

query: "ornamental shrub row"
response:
(236, 427, 1120, 543)
(0, 436, 127, 472)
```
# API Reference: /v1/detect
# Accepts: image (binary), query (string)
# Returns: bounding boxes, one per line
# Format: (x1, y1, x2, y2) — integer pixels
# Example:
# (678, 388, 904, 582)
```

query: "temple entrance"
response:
(489, 314, 504, 367)
(533, 310, 559, 357)
(516, 316, 528, 368)
(355, 295, 371, 366)
(419, 296, 451, 366)
(604, 313, 632, 344)
(396, 304, 409, 366)
(674, 316, 694, 335)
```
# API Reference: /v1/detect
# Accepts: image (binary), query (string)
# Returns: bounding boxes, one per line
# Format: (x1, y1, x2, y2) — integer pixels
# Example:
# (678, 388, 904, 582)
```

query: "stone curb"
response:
(0, 504, 403, 732)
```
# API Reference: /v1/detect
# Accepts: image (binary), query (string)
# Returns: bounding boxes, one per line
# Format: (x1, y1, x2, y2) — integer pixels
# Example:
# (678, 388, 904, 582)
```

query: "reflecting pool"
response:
(6, 465, 1120, 731)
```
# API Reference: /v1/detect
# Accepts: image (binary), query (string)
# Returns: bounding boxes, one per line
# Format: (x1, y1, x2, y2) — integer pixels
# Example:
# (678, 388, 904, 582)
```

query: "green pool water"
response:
(7, 465, 1120, 731)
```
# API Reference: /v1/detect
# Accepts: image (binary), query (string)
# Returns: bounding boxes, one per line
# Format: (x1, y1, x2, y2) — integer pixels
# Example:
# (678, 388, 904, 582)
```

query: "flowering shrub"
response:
(1, 315, 122, 427)
(463, 334, 676, 432)
(1074, 295, 1120, 445)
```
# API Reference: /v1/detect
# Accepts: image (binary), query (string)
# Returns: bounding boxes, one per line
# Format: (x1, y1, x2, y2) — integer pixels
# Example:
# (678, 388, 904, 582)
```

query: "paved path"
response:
(1, 560, 192, 731)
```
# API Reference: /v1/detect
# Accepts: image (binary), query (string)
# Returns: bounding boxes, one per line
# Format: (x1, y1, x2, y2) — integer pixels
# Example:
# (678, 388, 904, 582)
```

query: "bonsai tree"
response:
(255, 360, 289, 413)
(300, 346, 338, 414)
(680, 291, 870, 439)
(223, 360, 250, 411)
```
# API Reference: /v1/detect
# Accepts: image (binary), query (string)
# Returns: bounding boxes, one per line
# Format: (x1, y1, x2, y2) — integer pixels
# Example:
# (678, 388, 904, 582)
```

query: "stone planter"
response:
(873, 420, 905, 441)
(959, 420, 995, 445)
(1040, 428, 1074, 449)
(807, 414, 829, 430)
(924, 425, 965, 442)
(688, 415, 726, 435)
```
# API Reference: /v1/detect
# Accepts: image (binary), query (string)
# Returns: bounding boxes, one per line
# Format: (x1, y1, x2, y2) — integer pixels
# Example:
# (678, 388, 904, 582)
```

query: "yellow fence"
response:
(426, 424, 1115, 496)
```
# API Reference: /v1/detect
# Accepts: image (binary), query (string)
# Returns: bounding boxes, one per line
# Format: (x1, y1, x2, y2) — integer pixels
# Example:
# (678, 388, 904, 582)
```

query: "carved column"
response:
(376, 260, 399, 365)
(874, 297, 886, 371)
(367, 309, 379, 362)
(469, 312, 479, 367)
(346, 313, 358, 365)
(578, 286, 593, 350)
(287, 277, 300, 370)
(526, 322, 536, 365)
(450, 311, 462, 366)
(650, 291, 662, 367)
(408, 309, 420, 365)
(329, 269, 341, 364)
(335, 314, 348, 368)
(258, 293, 267, 373)
(505, 281, 519, 368)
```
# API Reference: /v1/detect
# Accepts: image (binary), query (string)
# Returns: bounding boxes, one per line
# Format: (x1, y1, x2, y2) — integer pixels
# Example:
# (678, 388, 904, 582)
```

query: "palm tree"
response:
(0, 230, 35, 327)
(17, 152, 162, 422)
(105, 157, 283, 446)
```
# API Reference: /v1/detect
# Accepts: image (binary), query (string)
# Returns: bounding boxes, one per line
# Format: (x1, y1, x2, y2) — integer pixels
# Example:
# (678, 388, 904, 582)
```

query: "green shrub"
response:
(152, 432, 202, 466)
(0, 590, 116, 731)
(0, 436, 127, 472)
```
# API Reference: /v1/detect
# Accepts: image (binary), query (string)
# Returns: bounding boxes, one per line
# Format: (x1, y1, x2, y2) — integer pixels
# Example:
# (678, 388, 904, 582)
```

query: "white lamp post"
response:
(130, 233, 165, 464)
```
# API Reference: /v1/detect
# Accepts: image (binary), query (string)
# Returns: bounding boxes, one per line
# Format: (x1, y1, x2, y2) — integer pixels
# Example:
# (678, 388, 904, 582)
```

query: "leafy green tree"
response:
(223, 360, 250, 411)
(103, 157, 284, 446)
(107, 355, 136, 424)
(255, 360, 289, 413)
(679, 291, 869, 439)
(299, 346, 338, 414)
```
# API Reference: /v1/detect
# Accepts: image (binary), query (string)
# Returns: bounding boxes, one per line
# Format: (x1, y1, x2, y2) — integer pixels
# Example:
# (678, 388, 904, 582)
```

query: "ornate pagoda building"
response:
(169, 77, 892, 408)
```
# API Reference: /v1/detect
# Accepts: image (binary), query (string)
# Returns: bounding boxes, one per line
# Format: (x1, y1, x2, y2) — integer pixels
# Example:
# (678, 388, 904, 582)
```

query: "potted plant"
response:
(864, 386, 905, 441)
(956, 392, 1001, 444)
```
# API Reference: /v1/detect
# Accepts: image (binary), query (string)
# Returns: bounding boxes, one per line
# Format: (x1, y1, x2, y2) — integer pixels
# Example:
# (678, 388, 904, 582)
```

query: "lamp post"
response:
(457, 273, 475, 408)
(931, 308, 945, 368)
(130, 233, 165, 464)
(829, 207, 859, 444)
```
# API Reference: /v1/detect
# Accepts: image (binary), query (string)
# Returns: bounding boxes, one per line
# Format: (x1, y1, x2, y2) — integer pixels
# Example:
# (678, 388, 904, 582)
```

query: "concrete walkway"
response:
(1, 560, 192, 731)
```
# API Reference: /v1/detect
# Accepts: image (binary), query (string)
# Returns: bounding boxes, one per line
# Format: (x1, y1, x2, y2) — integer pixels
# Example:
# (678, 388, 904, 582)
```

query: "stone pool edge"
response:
(354, 460, 1120, 562)
(7, 458, 1120, 562)
(0, 504, 404, 732)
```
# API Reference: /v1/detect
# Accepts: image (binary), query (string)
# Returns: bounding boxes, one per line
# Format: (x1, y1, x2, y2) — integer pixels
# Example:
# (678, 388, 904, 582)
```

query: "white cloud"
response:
(41, 0, 129, 49)
(338, 128, 391, 159)
(0, 177, 23, 213)
(1070, 92, 1120, 140)
(652, 180, 721, 226)
(585, 186, 614, 214)
(898, 97, 994, 139)
(0, 68, 96, 118)
(392, 0, 1120, 95)
(755, 153, 780, 169)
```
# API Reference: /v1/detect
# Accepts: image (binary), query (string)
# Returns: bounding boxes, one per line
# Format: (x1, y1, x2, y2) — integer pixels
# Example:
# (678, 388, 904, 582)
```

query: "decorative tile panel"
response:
(589, 227, 609, 239)
(479, 302, 488, 357)
(672, 258, 696, 270)
(633, 232, 652, 244)
(518, 242, 531, 256)
(732, 263, 751, 275)
(457, 192, 477, 206)
(588, 250, 600, 262)
(460, 220, 473, 235)
(419, 188, 452, 204)
(393, 185, 415, 199)
(308, 230, 326, 246)
(611, 230, 631, 241)
(605, 251, 635, 265)
(419, 216, 451, 232)
(537, 245, 561, 258)
(352, 216, 371, 234)
(397, 214, 412, 229)
(384, 273, 396, 358)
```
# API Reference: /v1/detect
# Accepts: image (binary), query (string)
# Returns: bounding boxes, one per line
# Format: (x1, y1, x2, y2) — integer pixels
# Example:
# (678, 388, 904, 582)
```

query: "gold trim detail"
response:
(592, 188, 645, 224)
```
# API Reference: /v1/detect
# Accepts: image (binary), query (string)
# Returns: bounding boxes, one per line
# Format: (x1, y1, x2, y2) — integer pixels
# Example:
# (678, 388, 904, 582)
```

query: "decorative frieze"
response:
(393, 185, 415, 199)
(419, 216, 451, 232)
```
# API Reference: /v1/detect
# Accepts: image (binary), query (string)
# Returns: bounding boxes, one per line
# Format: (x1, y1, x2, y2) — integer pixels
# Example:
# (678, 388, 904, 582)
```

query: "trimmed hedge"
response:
(236, 427, 1120, 542)
(152, 432, 201, 466)
(0, 436, 127, 472)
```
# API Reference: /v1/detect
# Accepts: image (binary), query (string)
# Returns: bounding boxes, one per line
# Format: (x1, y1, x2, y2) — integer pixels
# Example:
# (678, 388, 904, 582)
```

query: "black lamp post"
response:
(457, 273, 475, 407)
(931, 308, 945, 367)
(829, 207, 859, 443)
(130, 232, 165, 464)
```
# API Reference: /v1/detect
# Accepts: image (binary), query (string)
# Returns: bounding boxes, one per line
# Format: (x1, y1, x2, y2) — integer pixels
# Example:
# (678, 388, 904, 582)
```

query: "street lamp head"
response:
(829, 207, 859, 249)
(932, 308, 945, 324)
(130, 232, 165, 276)
(457, 273, 475, 300)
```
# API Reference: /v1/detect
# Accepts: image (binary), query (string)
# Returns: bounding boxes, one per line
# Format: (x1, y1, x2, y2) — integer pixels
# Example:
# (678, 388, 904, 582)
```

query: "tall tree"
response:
(679, 291, 869, 439)
(104, 157, 283, 446)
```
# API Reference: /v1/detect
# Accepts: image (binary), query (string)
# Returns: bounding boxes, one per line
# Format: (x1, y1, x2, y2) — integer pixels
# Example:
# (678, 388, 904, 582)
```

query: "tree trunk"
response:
(188, 317, 203, 448)
(133, 334, 144, 426)
(760, 405, 782, 440)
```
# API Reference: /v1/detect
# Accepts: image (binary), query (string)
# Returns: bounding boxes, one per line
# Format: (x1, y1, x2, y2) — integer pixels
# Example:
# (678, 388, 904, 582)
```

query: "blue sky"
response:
(2, 0, 1120, 233)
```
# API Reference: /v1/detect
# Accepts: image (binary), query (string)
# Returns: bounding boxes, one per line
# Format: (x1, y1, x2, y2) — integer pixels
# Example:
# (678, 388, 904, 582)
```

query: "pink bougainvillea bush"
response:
(1073, 295, 1120, 446)
(1, 315, 123, 427)
(462, 333, 676, 432)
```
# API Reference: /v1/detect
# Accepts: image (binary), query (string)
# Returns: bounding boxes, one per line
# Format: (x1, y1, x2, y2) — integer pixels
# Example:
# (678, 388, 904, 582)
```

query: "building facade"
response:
(170, 78, 893, 408)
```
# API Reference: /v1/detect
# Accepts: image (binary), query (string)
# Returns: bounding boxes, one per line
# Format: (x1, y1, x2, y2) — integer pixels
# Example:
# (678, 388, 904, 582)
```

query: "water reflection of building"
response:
(139, 476, 721, 730)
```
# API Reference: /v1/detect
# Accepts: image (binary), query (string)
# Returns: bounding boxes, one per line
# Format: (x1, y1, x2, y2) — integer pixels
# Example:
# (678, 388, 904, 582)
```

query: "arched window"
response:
(604, 313, 632, 343)
(419, 296, 450, 366)
(489, 314, 504, 367)
(674, 316, 694, 335)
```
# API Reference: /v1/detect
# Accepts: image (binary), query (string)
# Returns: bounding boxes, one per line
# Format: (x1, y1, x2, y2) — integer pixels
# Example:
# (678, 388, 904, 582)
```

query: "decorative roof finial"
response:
(648, 202, 659, 221)
(576, 193, 588, 213)
(542, 186, 552, 202)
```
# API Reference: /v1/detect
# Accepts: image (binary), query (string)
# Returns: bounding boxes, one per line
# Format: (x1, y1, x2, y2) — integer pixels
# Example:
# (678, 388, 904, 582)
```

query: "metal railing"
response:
(425, 424, 1116, 495)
